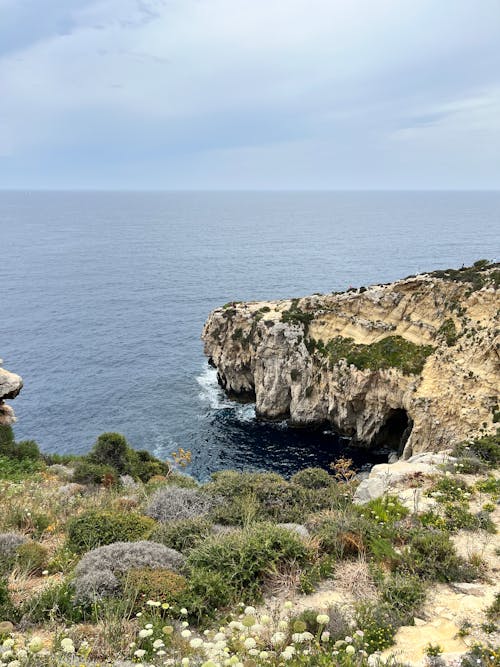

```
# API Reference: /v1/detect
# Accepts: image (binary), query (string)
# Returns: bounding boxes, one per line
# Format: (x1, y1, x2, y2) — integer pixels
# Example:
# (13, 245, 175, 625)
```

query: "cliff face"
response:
(0, 360, 23, 427)
(202, 264, 499, 458)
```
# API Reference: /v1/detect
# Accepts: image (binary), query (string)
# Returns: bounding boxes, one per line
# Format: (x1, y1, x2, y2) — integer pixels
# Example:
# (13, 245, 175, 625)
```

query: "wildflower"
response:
(244, 606, 256, 615)
(146, 600, 161, 607)
(181, 629, 192, 638)
(242, 615, 256, 627)
(260, 615, 271, 625)
(316, 614, 330, 625)
(162, 602, 170, 609)
(28, 637, 44, 653)
(180, 607, 188, 615)
(190, 638, 203, 649)
(153, 639, 165, 649)
(181, 659, 190, 666)
(60, 638, 75, 654)
(181, 621, 190, 628)
(284, 601, 293, 609)
(42, 570, 49, 576)
(145, 623, 153, 629)
(346, 645, 356, 655)
(321, 631, 330, 642)
(259, 651, 269, 659)
(7, 660, 20, 667)
(138, 629, 153, 638)
(243, 638, 256, 650)
(134, 649, 146, 658)
(355, 630, 364, 638)
(163, 625, 174, 635)
(271, 632, 286, 645)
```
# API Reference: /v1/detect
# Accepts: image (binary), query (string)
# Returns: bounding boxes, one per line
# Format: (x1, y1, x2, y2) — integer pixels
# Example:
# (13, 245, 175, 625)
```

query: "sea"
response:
(1, 191, 498, 480)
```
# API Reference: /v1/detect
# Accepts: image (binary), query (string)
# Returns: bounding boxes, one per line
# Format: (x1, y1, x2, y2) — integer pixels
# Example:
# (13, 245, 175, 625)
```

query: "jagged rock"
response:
(203, 265, 499, 457)
(0, 363, 23, 426)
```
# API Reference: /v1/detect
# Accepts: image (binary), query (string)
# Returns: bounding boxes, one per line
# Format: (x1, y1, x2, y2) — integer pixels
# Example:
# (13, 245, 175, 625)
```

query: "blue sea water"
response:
(0, 191, 498, 479)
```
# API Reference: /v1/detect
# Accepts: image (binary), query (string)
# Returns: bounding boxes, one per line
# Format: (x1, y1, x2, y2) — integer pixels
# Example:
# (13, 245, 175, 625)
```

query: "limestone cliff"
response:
(0, 359, 22, 426)
(202, 262, 500, 457)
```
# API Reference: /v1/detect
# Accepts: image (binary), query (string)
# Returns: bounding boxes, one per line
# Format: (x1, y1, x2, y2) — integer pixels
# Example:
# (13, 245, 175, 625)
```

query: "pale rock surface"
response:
(0, 363, 22, 426)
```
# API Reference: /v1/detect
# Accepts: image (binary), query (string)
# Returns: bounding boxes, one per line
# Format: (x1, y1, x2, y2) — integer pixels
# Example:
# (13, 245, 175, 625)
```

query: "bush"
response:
(290, 467, 332, 489)
(146, 487, 216, 523)
(72, 460, 118, 486)
(66, 510, 155, 553)
(309, 510, 373, 559)
(0, 426, 40, 461)
(0, 533, 27, 573)
(123, 567, 187, 609)
(402, 530, 478, 582)
(186, 523, 312, 605)
(453, 432, 500, 467)
(427, 476, 469, 503)
(73, 541, 185, 603)
(206, 470, 344, 525)
(20, 580, 88, 624)
(180, 567, 235, 623)
(379, 574, 426, 625)
(15, 541, 48, 575)
(0, 577, 17, 623)
(151, 518, 212, 553)
(354, 601, 398, 652)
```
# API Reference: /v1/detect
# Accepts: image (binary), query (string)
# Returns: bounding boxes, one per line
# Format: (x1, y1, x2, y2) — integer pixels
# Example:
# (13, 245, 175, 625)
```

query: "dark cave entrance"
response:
(372, 408, 413, 455)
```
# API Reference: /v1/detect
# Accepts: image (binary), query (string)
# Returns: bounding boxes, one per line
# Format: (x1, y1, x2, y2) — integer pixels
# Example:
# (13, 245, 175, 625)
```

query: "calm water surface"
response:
(0, 191, 498, 479)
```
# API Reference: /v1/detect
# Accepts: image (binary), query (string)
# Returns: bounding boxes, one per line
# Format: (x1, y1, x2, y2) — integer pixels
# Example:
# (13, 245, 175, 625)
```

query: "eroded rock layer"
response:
(202, 264, 500, 457)
(0, 361, 23, 426)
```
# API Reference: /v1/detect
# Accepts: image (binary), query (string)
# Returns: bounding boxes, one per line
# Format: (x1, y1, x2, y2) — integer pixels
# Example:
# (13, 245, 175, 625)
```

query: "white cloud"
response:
(0, 0, 499, 186)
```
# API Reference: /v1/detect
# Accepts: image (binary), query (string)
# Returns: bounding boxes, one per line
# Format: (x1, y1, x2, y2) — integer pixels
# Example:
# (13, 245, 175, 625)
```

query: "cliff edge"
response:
(0, 359, 23, 426)
(202, 262, 499, 458)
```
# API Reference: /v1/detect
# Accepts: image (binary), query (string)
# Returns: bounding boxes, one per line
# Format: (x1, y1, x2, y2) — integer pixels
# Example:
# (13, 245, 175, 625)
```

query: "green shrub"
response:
(427, 476, 470, 503)
(72, 460, 118, 486)
(16, 541, 48, 575)
(324, 335, 434, 375)
(453, 432, 500, 467)
(402, 530, 478, 582)
(20, 580, 89, 625)
(0, 577, 18, 623)
(290, 467, 332, 489)
(358, 495, 409, 524)
(207, 470, 343, 525)
(128, 449, 169, 482)
(180, 567, 235, 623)
(0, 455, 43, 481)
(88, 432, 130, 473)
(66, 511, 155, 553)
(0, 426, 41, 462)
(354, 601, 398, 652)
(437, 319, 458, 346)
(151, 518, 212, 553)
(476, 476, 500, 498)
(486, 592, 500, 622)
(379, 574, 426, 625)
(123, 567, 187, 609)
(186, 523, 312, 605)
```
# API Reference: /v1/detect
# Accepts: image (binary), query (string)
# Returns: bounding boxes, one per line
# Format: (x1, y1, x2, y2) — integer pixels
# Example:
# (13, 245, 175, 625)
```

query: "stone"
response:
(276, 523, 310, 539)
(0, 365, 23, 426)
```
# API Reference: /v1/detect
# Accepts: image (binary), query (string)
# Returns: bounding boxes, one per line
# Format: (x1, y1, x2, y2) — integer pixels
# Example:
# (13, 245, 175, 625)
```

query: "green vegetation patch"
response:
(66, 510, 155, 553)
(429, 259, 500, 290)
(323, 334, 434, 375)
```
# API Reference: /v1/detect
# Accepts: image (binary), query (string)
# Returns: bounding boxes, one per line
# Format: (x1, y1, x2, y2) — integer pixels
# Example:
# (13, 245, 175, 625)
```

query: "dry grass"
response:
(332, 557, 378, 600)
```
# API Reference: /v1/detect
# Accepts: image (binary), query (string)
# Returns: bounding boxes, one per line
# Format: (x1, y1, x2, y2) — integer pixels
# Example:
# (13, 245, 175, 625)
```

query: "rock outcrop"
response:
(202, 263, 499, 457)
(0, 359, 22, 427)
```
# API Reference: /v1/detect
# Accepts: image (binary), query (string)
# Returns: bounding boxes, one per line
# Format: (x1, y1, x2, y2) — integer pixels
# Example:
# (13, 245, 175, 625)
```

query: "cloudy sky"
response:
(1, 0, 499, 189)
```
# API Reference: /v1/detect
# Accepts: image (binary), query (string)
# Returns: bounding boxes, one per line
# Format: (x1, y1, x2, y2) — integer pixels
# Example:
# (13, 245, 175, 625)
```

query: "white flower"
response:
(2, 640, 14, 649)
(152, 639, 164, 649)
(316, 614, 330, 625)
(243, 638, 256, 650)
(321, 630, 331, 641)
(244, 606, 256, 615)
(181, 621, 190, 628)
(284, 601, 293, 609)
(346, 645, 356, 655)
(146, 600, 161, 607)
(7, 660, 20, 667)
(180, 607, 188, 615)
(181, 629, 192, 638)
(145, 623, 153, 629)
(190, 638, 203, 649)
(355, 630, 364, 637)
(181, 659, 190, 666)
(138, 629, 152, 639)
(260, 614, 271, 625)
(134, 649, 146, 658)
(28, 637, 43, 653)
(60, 638, 75, 653)
(271, 632, 286, 645)
(259, 651, 269, 659)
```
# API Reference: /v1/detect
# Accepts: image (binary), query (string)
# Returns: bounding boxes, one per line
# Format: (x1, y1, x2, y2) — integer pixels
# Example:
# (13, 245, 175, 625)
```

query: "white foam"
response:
(197, 364, 256, 420)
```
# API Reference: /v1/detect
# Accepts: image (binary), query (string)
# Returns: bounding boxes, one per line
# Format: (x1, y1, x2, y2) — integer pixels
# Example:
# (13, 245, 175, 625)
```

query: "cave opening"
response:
(372, 408, 413, 455)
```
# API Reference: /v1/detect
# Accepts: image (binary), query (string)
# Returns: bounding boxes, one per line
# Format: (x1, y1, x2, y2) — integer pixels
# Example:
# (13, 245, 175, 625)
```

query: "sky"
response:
(1, 0, 499, 190)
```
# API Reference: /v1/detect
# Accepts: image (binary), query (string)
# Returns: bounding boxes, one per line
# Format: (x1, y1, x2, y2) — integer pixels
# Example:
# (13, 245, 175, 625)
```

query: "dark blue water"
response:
(1, 191, 498, 479)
